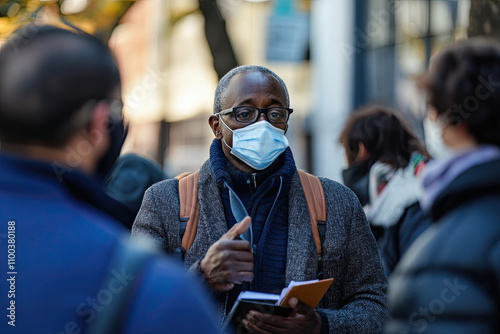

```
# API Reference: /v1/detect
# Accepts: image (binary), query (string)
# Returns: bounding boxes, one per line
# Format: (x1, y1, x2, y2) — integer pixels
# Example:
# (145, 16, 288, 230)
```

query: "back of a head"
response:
(340, 105, 429, 169)
(421, 38, 500, 147)
(0, 25, 120, 147)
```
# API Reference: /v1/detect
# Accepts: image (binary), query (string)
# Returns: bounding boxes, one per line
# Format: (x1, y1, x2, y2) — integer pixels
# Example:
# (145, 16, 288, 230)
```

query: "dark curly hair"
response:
(339, 105, 430, 169)
(419, 38, 500, 147)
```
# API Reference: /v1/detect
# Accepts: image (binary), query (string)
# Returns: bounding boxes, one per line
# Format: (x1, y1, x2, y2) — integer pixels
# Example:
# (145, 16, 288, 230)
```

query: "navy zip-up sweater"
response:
(209, 139, 296, 296)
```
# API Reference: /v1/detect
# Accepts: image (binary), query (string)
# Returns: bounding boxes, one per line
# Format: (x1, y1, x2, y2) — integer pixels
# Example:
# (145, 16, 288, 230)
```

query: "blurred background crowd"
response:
(0, 0, 494, 180)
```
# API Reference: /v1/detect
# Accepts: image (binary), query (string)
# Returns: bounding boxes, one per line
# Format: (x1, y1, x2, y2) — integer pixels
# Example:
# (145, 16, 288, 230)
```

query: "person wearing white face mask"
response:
(387, 39, 500, 334)
(132, 65, 389, 334)
(339, 105, 432, 277)
(422, 114, 454, 160)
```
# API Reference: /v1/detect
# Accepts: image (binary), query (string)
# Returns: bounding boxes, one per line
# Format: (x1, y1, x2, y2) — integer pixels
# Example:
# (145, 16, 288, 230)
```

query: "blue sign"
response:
(266, 12, 310, 62)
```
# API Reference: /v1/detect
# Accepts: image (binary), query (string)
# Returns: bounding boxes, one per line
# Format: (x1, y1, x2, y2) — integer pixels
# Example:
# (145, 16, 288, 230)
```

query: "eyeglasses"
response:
(218, 106, 293, 124)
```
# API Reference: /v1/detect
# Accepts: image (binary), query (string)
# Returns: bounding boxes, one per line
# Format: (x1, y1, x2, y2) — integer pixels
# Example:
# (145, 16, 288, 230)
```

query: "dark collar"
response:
(431, 159, 500, 220)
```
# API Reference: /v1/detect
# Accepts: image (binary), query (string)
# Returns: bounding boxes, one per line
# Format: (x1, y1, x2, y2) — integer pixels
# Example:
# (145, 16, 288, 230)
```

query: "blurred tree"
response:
(79, 0, 136, 41)
(468, 0, 500, 39)
(198, 0, 238, 79)
(1, 0, 238, 79)
(0, 0, 136, 42)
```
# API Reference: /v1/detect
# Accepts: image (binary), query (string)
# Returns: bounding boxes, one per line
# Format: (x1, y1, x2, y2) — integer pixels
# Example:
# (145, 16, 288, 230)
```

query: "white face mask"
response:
(219, 116, 289, 170)
(423, 116, 453, 160)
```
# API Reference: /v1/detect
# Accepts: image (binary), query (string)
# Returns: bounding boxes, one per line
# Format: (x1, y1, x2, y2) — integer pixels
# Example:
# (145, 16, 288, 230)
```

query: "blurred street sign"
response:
(266, 12, 309, 62)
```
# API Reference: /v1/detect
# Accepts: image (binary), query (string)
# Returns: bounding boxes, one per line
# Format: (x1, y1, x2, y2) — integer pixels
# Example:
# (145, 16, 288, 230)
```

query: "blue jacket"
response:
(372, 202, 432, 276)
(387, 159, 500, 333)
(0, 153, 220, 334)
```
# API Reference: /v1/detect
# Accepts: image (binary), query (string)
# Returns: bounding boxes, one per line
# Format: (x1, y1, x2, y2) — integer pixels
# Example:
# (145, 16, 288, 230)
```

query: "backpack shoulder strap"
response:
(297, 169, 327, 278)
(175, 170, 200, 253)
(174, 168, 327, 277)
(87, 241, 155, 334)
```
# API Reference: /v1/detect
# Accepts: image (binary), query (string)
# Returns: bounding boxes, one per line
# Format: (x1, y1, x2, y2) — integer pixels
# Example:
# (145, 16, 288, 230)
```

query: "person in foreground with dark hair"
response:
(132, 65, 389, 333)
(0, 25, 220, 334)
(387, 38, 500, 333)
(339, 105, 432, 276)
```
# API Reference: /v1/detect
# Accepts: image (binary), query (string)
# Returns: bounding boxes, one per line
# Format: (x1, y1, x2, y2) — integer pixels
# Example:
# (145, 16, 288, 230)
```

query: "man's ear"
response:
(87, 101, 111, 149)
(209, 114, 222, 140)
(356, 142, 370, 161)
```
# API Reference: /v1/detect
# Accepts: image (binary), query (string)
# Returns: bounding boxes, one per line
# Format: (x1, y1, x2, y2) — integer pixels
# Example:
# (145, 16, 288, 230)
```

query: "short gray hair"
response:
(213, 65, 290, 114)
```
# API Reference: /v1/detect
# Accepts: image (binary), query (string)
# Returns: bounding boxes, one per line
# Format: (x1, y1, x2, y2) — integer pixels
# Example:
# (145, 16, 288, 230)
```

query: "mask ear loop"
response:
(218, 113, 233, 132)
(218, 114, 234, 151)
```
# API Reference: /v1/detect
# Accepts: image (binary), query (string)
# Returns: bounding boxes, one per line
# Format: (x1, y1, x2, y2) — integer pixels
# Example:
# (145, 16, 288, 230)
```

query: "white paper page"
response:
(238, 291, 280, 302)
(278, 279, 319, 304)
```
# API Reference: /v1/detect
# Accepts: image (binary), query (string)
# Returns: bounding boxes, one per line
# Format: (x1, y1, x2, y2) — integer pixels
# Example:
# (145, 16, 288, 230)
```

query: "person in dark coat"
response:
(387, 38, 500, 333)
(340, 105, 433, 276)
(105, 153, 167, 221)
(0, 25, 220, 334)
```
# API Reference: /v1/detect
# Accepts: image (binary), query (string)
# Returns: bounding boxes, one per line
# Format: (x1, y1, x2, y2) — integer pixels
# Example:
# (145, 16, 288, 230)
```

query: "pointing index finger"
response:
(220, 216, 251, 241)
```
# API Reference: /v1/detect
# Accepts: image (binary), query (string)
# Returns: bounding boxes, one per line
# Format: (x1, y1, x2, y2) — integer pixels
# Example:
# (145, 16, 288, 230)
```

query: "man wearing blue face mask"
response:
(132, 65, 389, 334)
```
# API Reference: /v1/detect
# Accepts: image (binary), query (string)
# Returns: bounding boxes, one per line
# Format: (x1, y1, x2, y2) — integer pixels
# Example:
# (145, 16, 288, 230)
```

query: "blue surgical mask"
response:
(219, 116, 289, 170)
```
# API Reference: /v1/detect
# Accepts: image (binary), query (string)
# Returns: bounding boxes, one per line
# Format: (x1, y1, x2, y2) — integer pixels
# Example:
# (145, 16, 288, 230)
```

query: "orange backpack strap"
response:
(175, 170, 200, 254)
(175, 169, 327, 278)
(298, 169, 327, 279)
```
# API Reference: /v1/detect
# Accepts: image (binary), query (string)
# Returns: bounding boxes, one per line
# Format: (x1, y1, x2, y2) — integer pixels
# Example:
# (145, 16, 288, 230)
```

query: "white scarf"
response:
(364, 161, 422, 227)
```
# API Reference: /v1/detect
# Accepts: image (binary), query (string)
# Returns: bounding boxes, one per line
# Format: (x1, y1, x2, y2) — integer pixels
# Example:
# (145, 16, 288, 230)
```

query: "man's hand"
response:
(199, 216, 254, 291)
(242, 297, 322, 334)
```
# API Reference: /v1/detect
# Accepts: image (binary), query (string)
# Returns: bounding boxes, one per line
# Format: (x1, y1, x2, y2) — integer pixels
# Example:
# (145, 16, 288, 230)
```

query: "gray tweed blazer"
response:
(132, 160, 389, 333)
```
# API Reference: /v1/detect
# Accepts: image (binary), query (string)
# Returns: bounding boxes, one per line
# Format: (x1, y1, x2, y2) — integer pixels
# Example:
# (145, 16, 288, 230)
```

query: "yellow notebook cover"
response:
(279, 277, 334, 308)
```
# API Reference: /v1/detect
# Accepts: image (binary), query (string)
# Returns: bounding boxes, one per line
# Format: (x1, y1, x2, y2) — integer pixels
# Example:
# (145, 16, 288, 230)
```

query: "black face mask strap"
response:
(342, 158, 377, 207)
(95, 116, 127, 185)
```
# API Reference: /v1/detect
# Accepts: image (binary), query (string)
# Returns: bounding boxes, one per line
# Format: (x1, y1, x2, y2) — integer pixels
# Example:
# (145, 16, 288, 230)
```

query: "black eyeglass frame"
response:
(218, 106, 293, 124)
